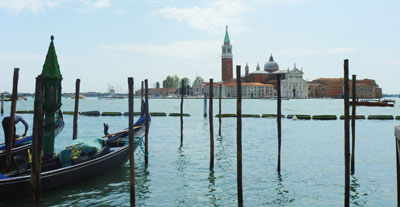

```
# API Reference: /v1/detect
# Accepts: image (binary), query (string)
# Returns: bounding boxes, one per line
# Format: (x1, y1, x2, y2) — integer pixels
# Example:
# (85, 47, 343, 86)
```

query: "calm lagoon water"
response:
(1, 98, 399, 206)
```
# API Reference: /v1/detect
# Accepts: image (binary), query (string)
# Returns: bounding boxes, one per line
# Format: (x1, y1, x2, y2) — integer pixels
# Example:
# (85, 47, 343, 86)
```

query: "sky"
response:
(0, 0, 399, 93)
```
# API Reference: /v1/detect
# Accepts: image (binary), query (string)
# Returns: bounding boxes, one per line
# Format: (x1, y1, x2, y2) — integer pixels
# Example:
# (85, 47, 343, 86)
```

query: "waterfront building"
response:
(280, 64, 309, 98)
(309, 78, 382, 98)
(199, 26, 382, 99)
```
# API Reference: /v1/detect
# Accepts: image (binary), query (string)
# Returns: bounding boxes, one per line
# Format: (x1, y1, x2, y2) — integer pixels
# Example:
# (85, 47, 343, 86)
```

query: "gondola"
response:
(0, 112, 150, 202)
(0, 110, 65, 169)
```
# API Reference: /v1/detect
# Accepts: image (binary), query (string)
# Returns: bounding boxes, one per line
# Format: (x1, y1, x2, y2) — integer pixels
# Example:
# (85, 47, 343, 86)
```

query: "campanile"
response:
(221, 25, 233, 82)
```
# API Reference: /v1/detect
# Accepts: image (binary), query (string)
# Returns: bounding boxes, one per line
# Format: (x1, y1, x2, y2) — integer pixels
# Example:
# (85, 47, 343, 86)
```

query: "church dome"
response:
(264, 55, 279, 72)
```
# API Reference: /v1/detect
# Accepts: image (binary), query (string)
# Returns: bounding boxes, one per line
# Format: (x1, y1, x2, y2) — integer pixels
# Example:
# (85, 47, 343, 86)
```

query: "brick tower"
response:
(221, 25, 233, 82)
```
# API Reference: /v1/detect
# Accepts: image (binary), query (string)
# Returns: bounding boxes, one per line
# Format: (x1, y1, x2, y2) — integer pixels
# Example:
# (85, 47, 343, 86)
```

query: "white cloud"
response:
(0, 0, 110, 13)
(92, 0, 110, 8)
(154, 0, 252, 34)
(0, 0, 44, 13)
(102, 40, 220, 60)
(277, 47, 357, 56)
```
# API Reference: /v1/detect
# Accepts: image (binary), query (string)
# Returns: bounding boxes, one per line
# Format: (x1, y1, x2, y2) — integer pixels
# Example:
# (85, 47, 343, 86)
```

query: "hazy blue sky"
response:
(0, 0, 399, 93)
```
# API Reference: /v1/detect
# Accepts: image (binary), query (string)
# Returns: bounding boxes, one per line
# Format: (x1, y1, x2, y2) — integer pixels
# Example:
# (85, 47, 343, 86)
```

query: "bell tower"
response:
(221, 25, 233, 82)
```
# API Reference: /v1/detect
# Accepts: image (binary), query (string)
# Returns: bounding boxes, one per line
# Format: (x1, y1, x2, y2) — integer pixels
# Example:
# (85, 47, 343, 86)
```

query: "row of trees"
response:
(161, 75, 204, 89)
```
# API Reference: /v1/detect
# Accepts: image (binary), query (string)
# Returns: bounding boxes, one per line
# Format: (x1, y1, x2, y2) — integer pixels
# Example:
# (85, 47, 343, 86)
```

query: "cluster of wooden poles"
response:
(2, 69, 153, 205)
(74, 77, 151, 206)
(3, 61, 396, 206)
(1, 68, 45, 202)
(176, 61, 359, 206)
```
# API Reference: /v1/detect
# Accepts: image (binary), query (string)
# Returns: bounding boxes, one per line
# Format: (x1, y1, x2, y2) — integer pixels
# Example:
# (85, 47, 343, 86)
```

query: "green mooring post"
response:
(42, 35, 63, 160)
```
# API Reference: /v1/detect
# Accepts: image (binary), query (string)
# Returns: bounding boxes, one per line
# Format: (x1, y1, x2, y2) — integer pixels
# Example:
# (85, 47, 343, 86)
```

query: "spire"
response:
(245, 62, 249, 69)
(269, 54, 274, 62)
(224, 25, 230, 44)
(42, 35, 61, 78)
(256, 63, 260, 71)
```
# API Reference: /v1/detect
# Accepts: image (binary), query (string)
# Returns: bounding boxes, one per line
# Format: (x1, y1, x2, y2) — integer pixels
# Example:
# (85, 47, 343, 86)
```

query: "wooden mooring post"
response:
(351, 75, 356, 175)
(219, 83, 222, 137)
(6, 68, 19, 171)
(180, 80, 184, 147)
(204, 93, 207, 118)
(72, 79, 80, 140)
(277, 73, 282, 173)
(128, 77, 135, 205)
(144, 79, 149, 165)
(31, 75, 43, 202)
(141, 81, 144, 113)
(1, 93, 4, 115)
(236, 66, 243, 206)
(344, 59, 350, 207)
(395, 127, 400, 207)
(209, 79, 214, 170)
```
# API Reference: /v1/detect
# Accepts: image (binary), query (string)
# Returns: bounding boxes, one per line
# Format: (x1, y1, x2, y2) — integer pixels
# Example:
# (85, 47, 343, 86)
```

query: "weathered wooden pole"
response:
(128, 77, 135, 205)
(1, 93, 4, 115)
(180, 79, 184, 147)
(31, 75, 43, 202)
(141, 81, 144, 113)
(277, 73, 282, 173)
(396, 132, 400, 207)
(6, 68, 19, 171)
(144, 79, 149, 165)
(344, 59, 350, 207)
(204, 93, 207, 118)
(351, 75, 356, 175)
(219, 83, 222, 137)
(236, 66, 243, 206)
(209, 79, 214, 170)
(72, 79, 80, 140)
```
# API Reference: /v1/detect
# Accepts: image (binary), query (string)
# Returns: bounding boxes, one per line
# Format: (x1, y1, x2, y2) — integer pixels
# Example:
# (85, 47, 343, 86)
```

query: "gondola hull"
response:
(0, 113, 149, 202)
(0, 144, 135, 201)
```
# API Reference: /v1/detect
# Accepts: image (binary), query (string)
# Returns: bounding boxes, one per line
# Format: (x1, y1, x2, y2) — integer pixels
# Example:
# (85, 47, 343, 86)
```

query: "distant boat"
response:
(349, 99, 395, 107)
(1, 94, 27, 101)
(99, 86, 126, 99)
(259, 96, 289, 100)
(70, 94, 86, 99)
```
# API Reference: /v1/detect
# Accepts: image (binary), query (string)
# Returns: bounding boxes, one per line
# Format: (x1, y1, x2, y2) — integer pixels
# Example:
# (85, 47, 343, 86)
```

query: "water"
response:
(0, 98, 399, 206)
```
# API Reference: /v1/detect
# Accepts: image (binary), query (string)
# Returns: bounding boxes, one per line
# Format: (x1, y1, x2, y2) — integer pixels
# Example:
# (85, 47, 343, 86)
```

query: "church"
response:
(201, 26, 309, 99)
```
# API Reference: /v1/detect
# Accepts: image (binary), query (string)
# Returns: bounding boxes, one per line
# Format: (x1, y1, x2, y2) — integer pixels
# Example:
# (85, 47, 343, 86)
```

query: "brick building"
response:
(309, 78, 382, 98)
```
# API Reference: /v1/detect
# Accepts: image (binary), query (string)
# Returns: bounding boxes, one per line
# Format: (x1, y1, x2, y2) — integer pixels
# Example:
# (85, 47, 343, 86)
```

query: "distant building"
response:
(280, 64, 308, 98)
(198, 26, 383, 99)
(192, 80, 203, 96)
(202, 81, 275, 98)
(309, 78, 382, 98)
(135, 88, 176, 97)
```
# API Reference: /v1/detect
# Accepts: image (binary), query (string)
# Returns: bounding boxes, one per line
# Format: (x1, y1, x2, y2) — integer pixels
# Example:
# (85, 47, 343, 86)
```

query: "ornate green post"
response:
(41, 35, 62, 159)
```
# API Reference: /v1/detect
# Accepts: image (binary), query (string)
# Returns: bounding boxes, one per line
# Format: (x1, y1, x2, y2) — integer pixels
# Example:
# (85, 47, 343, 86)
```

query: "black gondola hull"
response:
(0, 144, 135, 201)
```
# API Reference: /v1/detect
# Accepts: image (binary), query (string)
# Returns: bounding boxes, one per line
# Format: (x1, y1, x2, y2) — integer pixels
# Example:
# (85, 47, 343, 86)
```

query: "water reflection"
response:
(135, 163, 151, 206)
(350, 175, 368, 206)
(176, 146, 188, 206)
(270, 174, 294, 206)
(207, 171, 218, 207)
